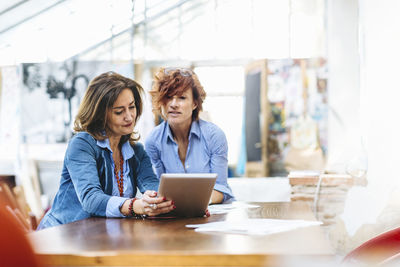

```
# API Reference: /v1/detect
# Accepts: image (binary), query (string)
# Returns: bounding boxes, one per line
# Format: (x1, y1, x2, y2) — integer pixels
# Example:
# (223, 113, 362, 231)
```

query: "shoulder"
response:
(198, 119, 226, 141)
(197, 120, 227, 153)
(132, 142, 148, 158)
(145, 122, 166, 147)
(65, 132, 102, 160)
(132, 141, 144, 152)
(68, 132, 98, 150)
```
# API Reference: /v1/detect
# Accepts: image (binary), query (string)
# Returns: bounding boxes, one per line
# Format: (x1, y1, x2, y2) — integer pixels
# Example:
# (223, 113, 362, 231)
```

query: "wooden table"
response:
(29, 202, 334, 266)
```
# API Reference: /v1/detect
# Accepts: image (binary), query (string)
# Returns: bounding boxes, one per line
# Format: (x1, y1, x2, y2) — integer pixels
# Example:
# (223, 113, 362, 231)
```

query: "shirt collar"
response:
(165, 123, 175, 143)
(96, 138, 134, 160)
(190, 120, 201, 139)
(165, 120, 200, 143)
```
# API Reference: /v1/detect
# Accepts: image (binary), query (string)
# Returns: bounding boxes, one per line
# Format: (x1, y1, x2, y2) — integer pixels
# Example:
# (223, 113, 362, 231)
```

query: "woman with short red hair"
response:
(145, 67, 234, 204)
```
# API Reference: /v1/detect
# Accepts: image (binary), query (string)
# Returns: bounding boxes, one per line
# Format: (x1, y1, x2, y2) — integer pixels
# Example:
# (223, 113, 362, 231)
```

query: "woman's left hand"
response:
(204, 209, 210, 217)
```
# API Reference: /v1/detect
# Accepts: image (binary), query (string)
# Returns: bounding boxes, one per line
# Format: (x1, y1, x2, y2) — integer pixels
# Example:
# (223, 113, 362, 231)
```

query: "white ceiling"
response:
(0, 0, 326, 65)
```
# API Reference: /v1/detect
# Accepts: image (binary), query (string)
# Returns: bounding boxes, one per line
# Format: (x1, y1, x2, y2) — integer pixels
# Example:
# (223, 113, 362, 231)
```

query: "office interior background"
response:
(0, 0, 400, 258)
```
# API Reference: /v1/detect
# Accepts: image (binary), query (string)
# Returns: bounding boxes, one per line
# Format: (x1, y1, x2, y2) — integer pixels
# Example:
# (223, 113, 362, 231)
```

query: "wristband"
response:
(128, 198, 137, 217)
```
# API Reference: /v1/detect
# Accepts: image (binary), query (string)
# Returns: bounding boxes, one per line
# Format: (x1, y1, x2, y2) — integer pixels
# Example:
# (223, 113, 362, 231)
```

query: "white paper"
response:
(186, 218, 322, 235)
(208, 202, 259, 215)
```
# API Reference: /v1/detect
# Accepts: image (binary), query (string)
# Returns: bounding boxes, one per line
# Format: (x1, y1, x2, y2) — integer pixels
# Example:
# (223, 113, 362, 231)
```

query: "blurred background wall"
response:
(0, 0, 400, 255)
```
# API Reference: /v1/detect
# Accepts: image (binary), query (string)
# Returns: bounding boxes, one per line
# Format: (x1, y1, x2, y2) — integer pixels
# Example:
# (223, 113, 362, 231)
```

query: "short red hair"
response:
(150, 67, 206, 121)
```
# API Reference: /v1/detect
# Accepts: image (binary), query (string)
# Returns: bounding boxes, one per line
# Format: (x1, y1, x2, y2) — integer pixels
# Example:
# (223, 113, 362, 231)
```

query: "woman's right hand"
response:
(137, 190, 175, 216)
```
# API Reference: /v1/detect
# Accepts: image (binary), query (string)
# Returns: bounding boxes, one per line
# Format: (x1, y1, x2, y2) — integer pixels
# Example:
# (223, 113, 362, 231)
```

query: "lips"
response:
(123, 123, 133, 127)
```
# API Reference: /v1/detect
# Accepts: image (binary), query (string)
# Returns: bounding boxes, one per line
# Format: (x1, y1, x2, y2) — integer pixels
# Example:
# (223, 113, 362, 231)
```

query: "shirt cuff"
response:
(106, 196, 129, 217)
(214, 183, 235, 203)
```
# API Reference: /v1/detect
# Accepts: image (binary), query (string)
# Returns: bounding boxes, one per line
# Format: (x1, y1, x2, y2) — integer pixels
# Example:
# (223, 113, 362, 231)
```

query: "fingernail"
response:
(163, 197, 166, 201)
(171, 201, 174, 205)
(173, 205, 176, 209)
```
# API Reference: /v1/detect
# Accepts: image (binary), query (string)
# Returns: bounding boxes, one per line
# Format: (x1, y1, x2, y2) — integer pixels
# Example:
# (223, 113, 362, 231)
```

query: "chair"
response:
(343, 226, 400, 265)
(30, 159, 63, 212)
(0, 201, 42, 267)
(13, 185, 39, 230)
(0, 182, 38, 231)
(380, 252, 400, 266)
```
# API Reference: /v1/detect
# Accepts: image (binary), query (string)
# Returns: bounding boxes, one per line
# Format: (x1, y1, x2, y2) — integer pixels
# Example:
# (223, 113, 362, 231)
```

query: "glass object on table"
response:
(346, 144, 368, 179)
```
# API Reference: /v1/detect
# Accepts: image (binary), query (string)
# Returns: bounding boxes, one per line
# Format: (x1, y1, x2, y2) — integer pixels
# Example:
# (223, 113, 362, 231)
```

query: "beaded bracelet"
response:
(128, 198, 137, 217)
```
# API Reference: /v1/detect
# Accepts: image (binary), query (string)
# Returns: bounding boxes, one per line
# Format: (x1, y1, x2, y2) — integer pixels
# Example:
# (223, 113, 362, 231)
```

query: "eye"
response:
(115, 111, 123, 115)
(179, 96, 186, 100)
(129, 105, 136, 110)
(166, 96, 172, 99)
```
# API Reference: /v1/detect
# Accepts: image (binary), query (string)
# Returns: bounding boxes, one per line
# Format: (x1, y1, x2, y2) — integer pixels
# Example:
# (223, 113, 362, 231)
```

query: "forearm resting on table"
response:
(210, 190, 223, 204)
(120, 198, 144, 216)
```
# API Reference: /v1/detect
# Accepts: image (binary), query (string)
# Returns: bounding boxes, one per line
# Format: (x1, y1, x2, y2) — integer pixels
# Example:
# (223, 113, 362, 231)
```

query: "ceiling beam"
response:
(69, 0, 194, 61)
(0, 0, 67, 35)
(0, 0, 29, 16)
(81, 1, 206, 60)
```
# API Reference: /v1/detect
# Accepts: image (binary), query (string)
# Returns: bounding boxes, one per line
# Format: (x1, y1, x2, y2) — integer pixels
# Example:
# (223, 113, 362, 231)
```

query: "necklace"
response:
(114, 153, 124, 197)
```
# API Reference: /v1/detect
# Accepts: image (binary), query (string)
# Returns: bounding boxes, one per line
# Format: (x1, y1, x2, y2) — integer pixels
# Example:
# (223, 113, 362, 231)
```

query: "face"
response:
(163, 88, 197, 127)
(106, 88, 136, 138)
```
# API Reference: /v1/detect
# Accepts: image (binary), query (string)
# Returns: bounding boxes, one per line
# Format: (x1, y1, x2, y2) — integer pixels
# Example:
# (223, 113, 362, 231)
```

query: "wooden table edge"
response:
(37, 252, 334, 266)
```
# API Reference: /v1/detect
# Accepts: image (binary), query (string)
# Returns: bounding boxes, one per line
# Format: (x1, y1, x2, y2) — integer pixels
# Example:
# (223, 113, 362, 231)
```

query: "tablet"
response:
(158, 173, 217, 217)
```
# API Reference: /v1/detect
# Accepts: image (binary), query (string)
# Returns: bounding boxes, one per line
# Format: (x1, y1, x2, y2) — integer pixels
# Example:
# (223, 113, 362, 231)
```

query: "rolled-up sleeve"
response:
(209, 127, 235, 202)
(106, 196, 129, 217)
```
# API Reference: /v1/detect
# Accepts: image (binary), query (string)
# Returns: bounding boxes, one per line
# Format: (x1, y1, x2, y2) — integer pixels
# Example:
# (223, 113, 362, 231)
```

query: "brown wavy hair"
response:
(149, 67, 206, 121)
(74, 71, 144, 144)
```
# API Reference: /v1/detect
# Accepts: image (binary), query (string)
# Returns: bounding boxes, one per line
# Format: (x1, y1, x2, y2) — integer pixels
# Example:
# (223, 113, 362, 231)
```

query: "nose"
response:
(170, 97, 178, 107)
(124, 109, 134, 122)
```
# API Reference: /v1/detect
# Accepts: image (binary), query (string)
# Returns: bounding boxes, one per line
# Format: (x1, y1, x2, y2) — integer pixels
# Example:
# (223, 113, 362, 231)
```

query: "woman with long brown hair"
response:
(38, 72, 174, 229)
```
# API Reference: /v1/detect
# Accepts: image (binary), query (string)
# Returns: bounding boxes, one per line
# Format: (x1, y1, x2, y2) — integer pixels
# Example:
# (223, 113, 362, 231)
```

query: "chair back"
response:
(0, 182, 38, 231)
(343, 226, 400, 265)
(380, 251, 400, 266)
(0, 201, 42, 267)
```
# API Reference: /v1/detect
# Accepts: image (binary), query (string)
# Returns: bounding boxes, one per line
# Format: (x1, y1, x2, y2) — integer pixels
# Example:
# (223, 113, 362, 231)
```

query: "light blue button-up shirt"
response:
(97, 138, 134, 217)
(145, 119, 234, 202)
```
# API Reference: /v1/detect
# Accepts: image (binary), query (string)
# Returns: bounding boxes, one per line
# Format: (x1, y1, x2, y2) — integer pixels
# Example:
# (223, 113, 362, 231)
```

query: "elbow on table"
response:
(81, 192, 109, 216)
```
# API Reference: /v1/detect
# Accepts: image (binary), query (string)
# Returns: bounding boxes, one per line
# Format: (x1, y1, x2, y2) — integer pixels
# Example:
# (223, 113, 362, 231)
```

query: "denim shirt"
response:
(145, 119, 234, 202)
(37, 132, 158, 229)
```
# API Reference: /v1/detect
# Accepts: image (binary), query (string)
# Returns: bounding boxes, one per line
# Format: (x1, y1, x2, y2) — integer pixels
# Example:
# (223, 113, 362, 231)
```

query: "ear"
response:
(192, 102, 197, 111)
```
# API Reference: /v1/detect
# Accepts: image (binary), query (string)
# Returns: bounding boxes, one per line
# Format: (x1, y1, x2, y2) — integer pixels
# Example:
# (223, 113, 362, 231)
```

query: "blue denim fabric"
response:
(37, 132, 158, 230)
(145, 119, 235, 202)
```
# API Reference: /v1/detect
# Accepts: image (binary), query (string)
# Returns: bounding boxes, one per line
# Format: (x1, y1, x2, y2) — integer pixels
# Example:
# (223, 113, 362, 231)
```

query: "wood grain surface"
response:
(29, 202, 333, 266)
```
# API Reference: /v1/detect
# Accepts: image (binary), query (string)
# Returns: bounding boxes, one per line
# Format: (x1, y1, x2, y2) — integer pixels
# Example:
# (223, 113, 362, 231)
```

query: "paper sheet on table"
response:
(186, 219, 322, 235)
(208, 202, 260, 215)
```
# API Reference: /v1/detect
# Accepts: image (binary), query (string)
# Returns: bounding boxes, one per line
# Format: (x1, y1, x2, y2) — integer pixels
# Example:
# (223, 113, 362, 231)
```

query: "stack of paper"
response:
(186, 219, 322, 235)
(207, 202, 259, 215)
